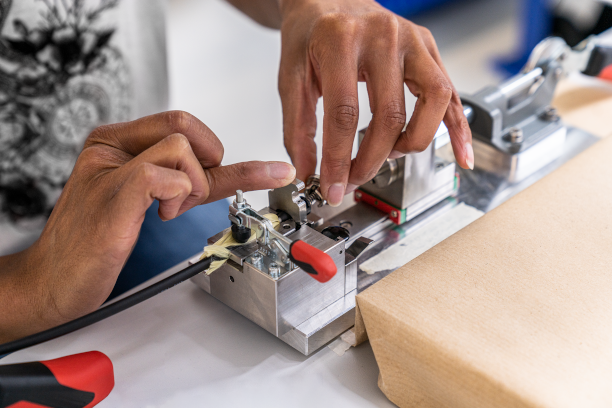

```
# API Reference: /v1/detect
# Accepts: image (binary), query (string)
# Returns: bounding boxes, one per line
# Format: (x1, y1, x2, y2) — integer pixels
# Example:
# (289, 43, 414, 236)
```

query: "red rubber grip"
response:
(4, 351, 114, 408)
(289, 240, 337, 283)
(42, 351, 114, 408)
(600, 65, 612, 81)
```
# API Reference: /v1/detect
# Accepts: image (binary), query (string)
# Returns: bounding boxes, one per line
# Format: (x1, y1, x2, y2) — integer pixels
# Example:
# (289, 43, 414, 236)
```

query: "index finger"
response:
(203, 161, 296, 204)
(85, 111, 224, 168)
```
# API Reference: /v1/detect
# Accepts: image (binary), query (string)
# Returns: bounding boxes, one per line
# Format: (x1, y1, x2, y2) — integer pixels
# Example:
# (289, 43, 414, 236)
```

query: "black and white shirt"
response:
(0, 0, 168, 254)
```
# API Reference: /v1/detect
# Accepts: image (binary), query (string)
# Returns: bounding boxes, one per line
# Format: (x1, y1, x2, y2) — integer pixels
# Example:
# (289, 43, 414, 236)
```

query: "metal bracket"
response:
(268, 179, 309, 224)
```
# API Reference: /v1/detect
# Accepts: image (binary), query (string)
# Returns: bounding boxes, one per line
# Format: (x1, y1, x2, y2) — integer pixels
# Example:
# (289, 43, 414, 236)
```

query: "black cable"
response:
(0, 257, 212, 356)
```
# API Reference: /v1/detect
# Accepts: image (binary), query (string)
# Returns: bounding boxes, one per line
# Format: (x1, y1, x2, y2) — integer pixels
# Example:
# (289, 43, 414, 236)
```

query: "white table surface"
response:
(2, 0, 518, 406)
(2, 257, 394, 407)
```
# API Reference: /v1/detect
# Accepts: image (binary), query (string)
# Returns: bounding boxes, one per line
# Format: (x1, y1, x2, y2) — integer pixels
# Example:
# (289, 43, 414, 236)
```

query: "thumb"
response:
(203, 161, 296, 204)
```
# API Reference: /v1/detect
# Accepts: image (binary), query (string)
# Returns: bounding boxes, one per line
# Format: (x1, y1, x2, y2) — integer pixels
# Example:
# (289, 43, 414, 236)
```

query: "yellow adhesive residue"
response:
(200, 213, 280, 274)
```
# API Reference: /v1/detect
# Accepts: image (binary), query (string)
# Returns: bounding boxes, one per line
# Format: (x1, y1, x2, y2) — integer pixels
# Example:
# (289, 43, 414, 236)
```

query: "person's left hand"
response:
(278, 0, 473, 206)
(0, 111, 296, 342)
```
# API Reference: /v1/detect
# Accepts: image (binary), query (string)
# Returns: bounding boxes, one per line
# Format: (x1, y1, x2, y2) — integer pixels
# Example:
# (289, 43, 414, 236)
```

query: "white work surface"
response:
(2, 0, 517, 406)
(2, 198, 486, 406)
(3, 259, 393, 407)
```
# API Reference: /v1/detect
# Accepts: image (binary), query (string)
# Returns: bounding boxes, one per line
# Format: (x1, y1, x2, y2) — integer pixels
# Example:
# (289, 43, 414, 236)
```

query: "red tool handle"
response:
(0, 351, 114, 408)
(585, 44, 612, 79)
(289, 240, 337, 283)
(600, 64, 612, 81)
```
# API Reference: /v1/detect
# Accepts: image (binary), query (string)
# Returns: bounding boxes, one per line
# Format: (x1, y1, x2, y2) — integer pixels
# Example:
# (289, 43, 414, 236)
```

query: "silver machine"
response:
(192, 34, 612, 355)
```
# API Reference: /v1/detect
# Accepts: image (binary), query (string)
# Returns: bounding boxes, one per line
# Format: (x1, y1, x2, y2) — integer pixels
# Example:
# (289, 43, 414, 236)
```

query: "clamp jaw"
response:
(228, 182, 337, 283)
(229, 190, 292, 264)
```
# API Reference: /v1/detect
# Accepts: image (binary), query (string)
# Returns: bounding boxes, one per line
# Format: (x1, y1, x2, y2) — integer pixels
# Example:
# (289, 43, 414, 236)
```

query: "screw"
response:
(355, 191, 362, 200)
(250, 252, 263, 266)
(542, 106, 560, 122)
(269, 262, 280, 278)
(506, 127, 524, 144)
(391, 210, 398, 218)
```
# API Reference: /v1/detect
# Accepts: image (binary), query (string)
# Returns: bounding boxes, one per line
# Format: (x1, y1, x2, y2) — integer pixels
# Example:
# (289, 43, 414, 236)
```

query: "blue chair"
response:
(377, 0, 456, 16)
(378, 0, 553, 77)
(110, 199, 230, 299)
(496, 0, 552, 76)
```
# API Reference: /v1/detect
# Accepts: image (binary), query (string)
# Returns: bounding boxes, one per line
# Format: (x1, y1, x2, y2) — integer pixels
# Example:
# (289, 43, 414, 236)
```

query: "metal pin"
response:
(236, 190, 244, 203)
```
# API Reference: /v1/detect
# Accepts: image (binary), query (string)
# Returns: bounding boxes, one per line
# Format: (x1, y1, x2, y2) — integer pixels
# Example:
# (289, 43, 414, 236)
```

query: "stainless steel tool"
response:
(192, 177, 378, 354)
(461, 35, 611, 184)
(192, 33, 611, 355)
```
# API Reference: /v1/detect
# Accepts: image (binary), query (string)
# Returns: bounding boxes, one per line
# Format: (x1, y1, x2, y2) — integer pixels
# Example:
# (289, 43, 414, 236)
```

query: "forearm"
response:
(225, 0, 282, 29)
(0, 247, 48, 343)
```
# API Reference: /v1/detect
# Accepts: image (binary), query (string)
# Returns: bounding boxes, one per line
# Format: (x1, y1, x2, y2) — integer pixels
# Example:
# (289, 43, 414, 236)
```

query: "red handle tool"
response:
(585, 44, 612, 80)
(0, 351, 114, 408)
(600, 64, 612, 81)
(289, 240, 337, 283)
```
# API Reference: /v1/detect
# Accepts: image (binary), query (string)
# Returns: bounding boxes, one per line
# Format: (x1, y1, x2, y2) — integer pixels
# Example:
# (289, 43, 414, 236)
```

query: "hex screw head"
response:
(250, 252, 263, 265)
(269, 262, 280, 278)
(543, 106, 560, 122)
(506, 127, 524, 144)
(391, 211, 398, 218)
(355, 191, 362, 200)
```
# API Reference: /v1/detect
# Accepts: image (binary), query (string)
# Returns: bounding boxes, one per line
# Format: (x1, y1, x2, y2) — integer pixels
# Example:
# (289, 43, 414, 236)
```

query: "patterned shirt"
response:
(0, 0, 168, 254)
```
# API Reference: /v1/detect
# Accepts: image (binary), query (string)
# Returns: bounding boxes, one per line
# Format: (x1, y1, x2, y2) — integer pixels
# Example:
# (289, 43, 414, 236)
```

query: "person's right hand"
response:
(0, 111, 295, 342)
(277, 0, 473, 206)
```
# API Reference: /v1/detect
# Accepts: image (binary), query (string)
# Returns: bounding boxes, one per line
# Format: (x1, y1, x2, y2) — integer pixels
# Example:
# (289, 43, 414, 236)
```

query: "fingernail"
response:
(346, 183, 359, 194)
(268, 162, 295, 180)
(327, 183, 345, 207)
(388, 150, 405, 159)
(465, 143, 474, 170)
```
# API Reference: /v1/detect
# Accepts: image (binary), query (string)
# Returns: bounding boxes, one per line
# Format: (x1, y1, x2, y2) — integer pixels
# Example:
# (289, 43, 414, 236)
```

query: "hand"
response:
(278, 0, 473, 206)
(0, 111, 295, 342)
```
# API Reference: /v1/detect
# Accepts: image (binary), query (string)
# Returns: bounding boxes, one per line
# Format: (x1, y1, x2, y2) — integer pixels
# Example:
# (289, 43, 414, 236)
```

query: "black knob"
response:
(231, 224, 252, 243)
